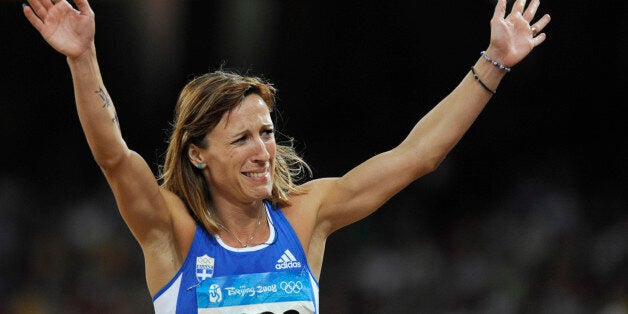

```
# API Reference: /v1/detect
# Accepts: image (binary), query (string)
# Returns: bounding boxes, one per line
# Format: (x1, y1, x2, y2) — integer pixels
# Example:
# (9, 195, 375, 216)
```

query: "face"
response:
(191, 94, 276, 205)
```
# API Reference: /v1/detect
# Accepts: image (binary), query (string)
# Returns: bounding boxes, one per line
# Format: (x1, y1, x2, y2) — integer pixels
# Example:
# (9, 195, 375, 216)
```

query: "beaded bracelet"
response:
(480, 50, 511, 72)
(470, 66, 496, 94)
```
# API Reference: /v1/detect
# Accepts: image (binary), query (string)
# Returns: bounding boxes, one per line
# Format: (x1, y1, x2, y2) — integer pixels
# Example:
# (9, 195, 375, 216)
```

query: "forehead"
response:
(217, 94, 272, 132)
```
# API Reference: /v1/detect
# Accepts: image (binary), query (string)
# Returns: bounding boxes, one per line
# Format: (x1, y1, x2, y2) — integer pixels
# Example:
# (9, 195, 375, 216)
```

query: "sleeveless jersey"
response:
(152, 200, 319, 313)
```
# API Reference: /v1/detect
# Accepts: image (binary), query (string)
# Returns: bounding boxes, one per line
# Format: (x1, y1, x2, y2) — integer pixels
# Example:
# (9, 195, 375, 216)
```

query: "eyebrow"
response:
(230, 130, 248, 139)
(229, 123, 274, 139)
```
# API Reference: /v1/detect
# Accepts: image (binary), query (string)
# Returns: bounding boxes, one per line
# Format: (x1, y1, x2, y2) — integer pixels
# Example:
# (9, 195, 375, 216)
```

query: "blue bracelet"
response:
(480, 51, 511, 72)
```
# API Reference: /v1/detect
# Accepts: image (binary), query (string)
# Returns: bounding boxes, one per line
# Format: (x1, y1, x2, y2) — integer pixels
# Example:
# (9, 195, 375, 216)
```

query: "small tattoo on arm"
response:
(112, 112, 119, 124)
(95, 87, 111, 108)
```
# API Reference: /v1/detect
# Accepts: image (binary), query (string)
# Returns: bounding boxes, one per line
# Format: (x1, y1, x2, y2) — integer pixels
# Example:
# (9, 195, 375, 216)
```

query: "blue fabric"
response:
(153, 200, 319, 313)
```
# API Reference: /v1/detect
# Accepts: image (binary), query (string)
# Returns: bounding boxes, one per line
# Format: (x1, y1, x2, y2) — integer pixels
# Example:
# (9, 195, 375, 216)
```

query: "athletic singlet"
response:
(152, 200, 319, 314)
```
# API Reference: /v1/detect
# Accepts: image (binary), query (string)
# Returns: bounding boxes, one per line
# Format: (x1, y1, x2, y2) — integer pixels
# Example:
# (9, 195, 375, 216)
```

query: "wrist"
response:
(469, 54, 508, 95)
(66, 43, 102, 82)
(483, 47, 511, 68)
(66, 42, 97, 65)
(480, 50, 510, 72)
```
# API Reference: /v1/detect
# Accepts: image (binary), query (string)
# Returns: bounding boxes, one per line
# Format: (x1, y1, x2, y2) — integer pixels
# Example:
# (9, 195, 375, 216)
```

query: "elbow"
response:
(428, 155, 446, 174)
(395, 140, 448, 180)
(406, 145, 447, 179)
(94, 149, 133, 172)
(91, 139, 133, 171)
(417, 155, 444, 177)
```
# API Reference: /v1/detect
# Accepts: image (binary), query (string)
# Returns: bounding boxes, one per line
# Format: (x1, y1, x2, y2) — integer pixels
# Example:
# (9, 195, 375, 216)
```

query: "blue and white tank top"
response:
(152, 200, 319, 313)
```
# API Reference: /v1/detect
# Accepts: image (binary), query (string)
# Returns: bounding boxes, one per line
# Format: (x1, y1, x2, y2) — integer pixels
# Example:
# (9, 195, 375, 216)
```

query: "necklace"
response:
(216, 205, 264, 248)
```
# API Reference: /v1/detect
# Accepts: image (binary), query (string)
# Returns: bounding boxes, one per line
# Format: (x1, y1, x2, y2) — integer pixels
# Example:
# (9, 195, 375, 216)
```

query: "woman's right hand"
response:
(23, 0, 95, 59)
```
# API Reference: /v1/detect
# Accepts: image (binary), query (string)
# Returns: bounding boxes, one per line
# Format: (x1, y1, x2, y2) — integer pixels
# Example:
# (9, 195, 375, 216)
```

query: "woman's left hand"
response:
(486, 0, 551, 67)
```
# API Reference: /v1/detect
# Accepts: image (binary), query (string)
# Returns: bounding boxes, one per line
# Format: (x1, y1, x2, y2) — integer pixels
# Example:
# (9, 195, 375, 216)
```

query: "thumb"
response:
(71, 0, 93, 14)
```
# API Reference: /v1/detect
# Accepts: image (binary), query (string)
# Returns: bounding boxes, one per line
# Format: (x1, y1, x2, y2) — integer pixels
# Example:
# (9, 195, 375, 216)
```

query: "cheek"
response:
(270, 149, 278, 180)
(207, 150, 237, 173)
(268, 145, 277, 165)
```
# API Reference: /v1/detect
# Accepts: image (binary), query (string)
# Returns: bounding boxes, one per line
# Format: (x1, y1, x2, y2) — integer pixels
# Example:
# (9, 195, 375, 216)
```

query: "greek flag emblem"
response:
(196, 254, 215, 281)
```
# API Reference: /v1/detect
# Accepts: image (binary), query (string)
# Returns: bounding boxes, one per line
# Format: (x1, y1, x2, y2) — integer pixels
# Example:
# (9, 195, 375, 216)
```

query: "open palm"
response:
(23, 0, 95, 59)
(488, 0, 551, 67)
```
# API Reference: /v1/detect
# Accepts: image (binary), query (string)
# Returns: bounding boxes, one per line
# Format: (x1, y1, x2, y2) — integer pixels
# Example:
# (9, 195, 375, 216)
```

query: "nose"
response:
(251, 136, 271, 164)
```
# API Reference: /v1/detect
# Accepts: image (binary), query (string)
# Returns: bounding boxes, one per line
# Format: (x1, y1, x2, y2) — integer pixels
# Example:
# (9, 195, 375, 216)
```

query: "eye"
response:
(232, 135, 248, 144)
(262, 129, 274, 139)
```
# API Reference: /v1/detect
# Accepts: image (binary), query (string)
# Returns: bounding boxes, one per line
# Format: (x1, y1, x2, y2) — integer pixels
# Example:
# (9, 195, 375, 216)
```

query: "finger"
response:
(492, 0, 507, 20)
(530, 14, 551, 35)
(23, 5, 45, 32)
(512, 0, 527, 15)
(72, 0, 92, 14)
(522, 0, 539, 22)
(54, 0, 74, 12)
(41, 0, 54, 10)
(532, 32, 547, 47)
(26, 0, 49, 21)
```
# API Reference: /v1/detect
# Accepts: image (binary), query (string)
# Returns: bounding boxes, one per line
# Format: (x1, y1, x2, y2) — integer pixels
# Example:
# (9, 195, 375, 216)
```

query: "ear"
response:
(188, 143, 204, 168)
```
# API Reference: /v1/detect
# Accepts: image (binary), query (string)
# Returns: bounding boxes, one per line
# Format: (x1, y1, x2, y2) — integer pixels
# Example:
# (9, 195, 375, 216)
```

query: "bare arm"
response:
(309, 0, 551, 234)
(23, 0, 171, 244)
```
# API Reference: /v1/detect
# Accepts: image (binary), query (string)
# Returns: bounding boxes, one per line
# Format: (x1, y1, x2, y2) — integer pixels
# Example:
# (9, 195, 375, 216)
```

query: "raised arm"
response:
(309, 0, 551, 234)
(23, 0, 172, 244)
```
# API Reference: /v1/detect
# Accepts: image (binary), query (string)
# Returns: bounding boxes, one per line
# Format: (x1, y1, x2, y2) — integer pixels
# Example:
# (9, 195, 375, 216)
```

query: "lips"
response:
(243, 162, 270, 179)
(243, 171, 268, 178)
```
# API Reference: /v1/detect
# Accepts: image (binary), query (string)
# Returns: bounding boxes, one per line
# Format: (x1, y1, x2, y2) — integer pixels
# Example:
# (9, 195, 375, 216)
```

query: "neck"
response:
(213, 199, 263, 225)
(212, 200, 267, 248)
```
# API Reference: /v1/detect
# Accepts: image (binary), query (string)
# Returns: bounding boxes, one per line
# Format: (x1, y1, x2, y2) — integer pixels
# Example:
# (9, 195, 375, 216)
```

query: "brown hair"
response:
(159, 70, 310, 234)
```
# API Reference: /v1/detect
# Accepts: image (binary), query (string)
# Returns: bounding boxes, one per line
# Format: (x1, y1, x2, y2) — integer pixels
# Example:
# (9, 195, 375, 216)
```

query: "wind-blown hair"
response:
(159, 70, 310, 234)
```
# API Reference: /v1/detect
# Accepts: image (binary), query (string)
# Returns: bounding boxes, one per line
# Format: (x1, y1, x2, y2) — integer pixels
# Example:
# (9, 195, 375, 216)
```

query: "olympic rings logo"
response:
(280, 281, 303, 294)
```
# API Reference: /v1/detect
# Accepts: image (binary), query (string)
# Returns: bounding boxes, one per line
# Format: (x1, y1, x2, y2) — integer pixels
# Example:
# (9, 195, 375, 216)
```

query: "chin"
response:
(249, 187, 272, 201)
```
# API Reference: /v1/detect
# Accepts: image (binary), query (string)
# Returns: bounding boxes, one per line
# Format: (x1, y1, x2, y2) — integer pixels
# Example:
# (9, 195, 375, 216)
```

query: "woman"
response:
(23, 0, 550, 312)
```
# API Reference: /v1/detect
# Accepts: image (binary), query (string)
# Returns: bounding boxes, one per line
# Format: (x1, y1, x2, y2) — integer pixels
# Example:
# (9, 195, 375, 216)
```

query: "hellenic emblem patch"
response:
(196, 254, 215, 281)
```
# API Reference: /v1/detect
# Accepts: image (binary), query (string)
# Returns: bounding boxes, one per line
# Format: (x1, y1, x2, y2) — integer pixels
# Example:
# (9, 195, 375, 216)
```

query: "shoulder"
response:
(281, 178, 339, 240)
(141, 188, 197, 295)
(160, 187, 196, 237)
(141, 188, 196, 262)
(283, 178, 337, 216)
(281, 179, 339, 277)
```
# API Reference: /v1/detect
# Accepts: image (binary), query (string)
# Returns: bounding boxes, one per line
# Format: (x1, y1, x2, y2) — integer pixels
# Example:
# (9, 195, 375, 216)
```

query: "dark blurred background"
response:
(1, 0, 627, 313)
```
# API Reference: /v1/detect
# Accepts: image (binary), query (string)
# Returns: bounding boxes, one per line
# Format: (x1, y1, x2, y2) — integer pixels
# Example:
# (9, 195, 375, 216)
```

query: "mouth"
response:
(243, 171, 268, 178)
(243, 162, 271, 179)
(242, 166, 270, 180)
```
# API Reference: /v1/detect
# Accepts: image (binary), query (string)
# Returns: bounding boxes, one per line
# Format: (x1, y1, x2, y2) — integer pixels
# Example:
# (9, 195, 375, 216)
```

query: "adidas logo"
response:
(275, 249, 302, 270)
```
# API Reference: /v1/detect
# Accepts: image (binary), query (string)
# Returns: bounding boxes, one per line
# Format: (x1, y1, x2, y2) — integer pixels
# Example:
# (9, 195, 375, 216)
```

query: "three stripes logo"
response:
(275, 249, 302, 270)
